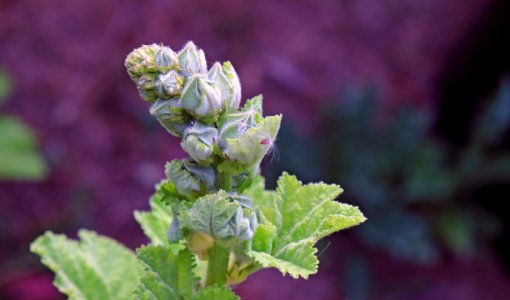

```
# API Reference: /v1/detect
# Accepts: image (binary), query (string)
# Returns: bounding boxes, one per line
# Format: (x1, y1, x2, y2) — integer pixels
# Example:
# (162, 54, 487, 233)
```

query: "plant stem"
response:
(205, 242, 230, 287)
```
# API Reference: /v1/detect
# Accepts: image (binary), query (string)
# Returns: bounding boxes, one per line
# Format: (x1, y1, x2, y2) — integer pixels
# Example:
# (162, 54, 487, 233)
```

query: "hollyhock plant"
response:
(30, 42, 366, 299)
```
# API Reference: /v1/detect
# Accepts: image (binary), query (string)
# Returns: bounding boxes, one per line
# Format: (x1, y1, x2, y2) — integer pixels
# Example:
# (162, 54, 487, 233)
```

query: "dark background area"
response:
(1, 0, 510, 299)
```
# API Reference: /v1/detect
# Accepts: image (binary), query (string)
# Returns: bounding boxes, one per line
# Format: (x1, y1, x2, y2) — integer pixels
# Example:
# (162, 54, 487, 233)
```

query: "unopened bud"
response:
(208, 62, 240, 112)
(154, 46, 179, 73)
(223, 115, 281, 167)
(222, 61, 242, 110)
(181, 122, 218, 165)
(155, 71, 184, 98)
(218, 109, 260, 150)
(125, 44, 157, 81)
(165, 159, 215, 197)
(136, 74, 158, 102)
(178, 41, 207, 77)
(180, 76, 222, 120)
(150, 99, 190, 136)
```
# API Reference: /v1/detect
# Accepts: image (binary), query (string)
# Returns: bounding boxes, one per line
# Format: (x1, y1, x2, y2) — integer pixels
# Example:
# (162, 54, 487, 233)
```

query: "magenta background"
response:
(1, 0, 509, 299)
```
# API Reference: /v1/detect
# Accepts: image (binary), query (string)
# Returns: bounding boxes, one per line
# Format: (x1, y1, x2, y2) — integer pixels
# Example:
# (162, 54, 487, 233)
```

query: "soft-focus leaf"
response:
(0, 69, 11, 103)
(133, 245, 197, 300)
(30, 230, 143, 300)
(0, 115, 48, 180)
(248, 172, 366, 278)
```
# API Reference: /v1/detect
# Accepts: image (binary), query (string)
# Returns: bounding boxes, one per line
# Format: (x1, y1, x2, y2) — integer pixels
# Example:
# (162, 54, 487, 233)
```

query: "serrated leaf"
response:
(194, 285, 239, 300)
(30, 230, 143, 300)
(248, 172, 366, 279)
(134, 245, 197, 300)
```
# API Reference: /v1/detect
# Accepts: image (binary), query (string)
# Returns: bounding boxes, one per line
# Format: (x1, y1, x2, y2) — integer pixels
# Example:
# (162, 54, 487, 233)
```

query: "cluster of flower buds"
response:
(125, 42, 280, 252)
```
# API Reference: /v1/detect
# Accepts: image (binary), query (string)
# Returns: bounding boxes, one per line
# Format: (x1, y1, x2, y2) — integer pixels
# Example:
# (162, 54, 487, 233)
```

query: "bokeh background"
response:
(1, 0, 510, 299)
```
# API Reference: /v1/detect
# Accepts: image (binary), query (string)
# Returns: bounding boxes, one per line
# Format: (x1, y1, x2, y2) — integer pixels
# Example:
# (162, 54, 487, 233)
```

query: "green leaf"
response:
(247, 172, 366, 279)
(0, 115, 48, 180)
(194, 285, 239, 300)
(134, 245, 197, 300)
(30, 230, 143, 300)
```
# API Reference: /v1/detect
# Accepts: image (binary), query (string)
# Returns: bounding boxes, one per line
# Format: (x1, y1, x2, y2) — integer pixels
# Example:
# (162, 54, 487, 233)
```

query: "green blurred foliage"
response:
(269, 77, 510, 264)
(0, 69, 48, 180)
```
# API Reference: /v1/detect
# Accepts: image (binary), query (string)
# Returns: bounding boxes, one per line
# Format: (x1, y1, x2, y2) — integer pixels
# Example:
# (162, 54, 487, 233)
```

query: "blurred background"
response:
(1, 0, 510, 299)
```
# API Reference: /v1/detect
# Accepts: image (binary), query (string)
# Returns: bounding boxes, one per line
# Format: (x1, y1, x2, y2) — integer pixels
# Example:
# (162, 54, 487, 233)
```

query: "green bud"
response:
(208, 62, 240, 112)
(180, 76, 223, 120)
(222, 61, 242, 110)
(185, 191, 258, 247)
(178, 41, 207, 77)
(165, 159, 215, 197)
(223, 115, 281, 167)
(180, 122, 218, 165)
(136, 73, 158, 102)
(149, 99, 190, 136)
(125, 44, 157, 80)
(154, 46, 179, 73)
(155, 71, 184, 98)
(218, 108, 261, 150)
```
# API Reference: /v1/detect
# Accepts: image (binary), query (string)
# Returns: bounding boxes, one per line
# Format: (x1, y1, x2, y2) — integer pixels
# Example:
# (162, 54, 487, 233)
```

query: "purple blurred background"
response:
(1, 0, 510, 299)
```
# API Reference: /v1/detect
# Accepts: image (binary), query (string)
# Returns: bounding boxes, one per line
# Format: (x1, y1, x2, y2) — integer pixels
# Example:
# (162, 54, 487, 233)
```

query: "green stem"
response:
(205, 242, 230, 287)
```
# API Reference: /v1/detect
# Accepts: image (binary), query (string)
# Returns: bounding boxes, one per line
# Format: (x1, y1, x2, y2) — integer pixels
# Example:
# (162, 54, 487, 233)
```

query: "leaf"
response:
(194, 285, 239, 300)
(133, 245, 197, 300)
(30, 230, 143, 300)
(0, 115, 48, 180)
(247, 172, 366, 279)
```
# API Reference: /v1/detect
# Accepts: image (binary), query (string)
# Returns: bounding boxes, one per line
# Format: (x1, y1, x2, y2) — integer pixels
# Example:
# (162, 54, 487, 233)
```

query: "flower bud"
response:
(125, 44, 158, 81)
(218, 109, 261, 150)
(185, 191, 258, 247)
(180, 122, 218, 165)
(155, 71, 184, 98)
(165, 159, 215, 197)
(223, 115, 281, 167)
(154, 46, 179, 73)
(136, 74, 158, 102)
(178, 41, 207, 77)
(208, 62, 240, 112)
(180, 76, 222, 121)
(222, 61, 242, 109)
(150, 99, 190, 136)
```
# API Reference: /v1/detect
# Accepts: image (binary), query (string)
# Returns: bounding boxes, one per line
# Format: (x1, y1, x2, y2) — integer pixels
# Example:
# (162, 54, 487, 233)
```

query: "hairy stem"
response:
(205, 242, 230, 287)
